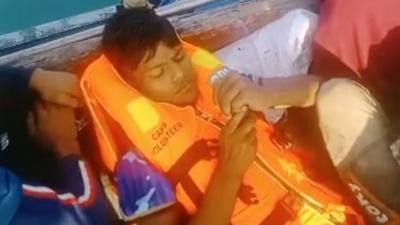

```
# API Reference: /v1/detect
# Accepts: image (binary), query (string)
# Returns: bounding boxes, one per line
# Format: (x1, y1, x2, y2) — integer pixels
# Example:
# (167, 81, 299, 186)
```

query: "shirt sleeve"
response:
(19, 155, 109, 225)
(0, 168, 22, 225)
(115, 151, 176, 220)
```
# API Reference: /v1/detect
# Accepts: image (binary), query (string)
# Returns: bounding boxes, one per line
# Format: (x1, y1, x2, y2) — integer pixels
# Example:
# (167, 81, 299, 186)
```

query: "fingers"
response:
(219, 75, 242, 115)
(231, 93, 248, 115)
(67, 81, 83, 106)
(244, 129, 257, 143)
(229, 114, 257, 152)
(34, 100, 48, 122)
(220, 88, 240, 116)
(46, 103, 75, 119)
(68, 75, 81, 98)
(34, 69, 82, 108)
(214, 73, 243, 116)
(225, 111, 247, 133)
(58, 74, 81, 108)
(235, 115, 256, 136)
(212, 69, 237, 102)
(34, 100, 75, 120)
(55, 93, 80, 108)
(219, 112, 258, 178)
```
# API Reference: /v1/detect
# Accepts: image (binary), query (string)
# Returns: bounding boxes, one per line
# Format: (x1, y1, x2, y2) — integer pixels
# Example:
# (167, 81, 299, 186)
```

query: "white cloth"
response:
(215, 9, 318, 122)
(316, 79, 390, 166)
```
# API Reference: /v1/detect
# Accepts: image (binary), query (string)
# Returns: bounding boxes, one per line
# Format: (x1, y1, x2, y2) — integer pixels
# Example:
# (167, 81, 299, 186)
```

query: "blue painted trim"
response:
(0, 20, 105, 57)
(0, 5, 117, 54)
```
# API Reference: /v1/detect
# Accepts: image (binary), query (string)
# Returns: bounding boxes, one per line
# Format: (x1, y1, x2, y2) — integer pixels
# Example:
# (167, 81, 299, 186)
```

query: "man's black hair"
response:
(102, 7, 180, 73)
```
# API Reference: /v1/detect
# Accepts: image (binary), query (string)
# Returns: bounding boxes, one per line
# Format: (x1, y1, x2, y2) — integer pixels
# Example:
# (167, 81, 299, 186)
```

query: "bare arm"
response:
(132, 113, 257, 225)
(259, 75, 322, 108)
(188, 112, 256, 225)
(214, 73, 322, 116)
(131, 204, 186, 225)
(188, 170, 242, 225)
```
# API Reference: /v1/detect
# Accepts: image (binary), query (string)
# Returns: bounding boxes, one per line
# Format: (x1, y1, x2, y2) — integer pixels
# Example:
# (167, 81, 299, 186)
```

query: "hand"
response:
(27, 101, 80, 157)
(213, 72, 269, 116)
(218, 112, 257, 179)
(29, 68, 81, 108)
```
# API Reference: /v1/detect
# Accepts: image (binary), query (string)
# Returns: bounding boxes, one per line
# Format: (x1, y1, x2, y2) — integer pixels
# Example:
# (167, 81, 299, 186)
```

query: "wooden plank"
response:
(0, 0, 319, 70)
(0, 0, 220, 55)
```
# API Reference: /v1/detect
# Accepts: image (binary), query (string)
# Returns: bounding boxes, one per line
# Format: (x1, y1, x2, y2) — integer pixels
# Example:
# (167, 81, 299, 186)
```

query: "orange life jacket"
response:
(81, 42, 365, 225)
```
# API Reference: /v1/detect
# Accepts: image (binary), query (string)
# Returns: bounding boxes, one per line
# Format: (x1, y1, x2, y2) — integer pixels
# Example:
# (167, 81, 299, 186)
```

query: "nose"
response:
(169, 61, 184, 83)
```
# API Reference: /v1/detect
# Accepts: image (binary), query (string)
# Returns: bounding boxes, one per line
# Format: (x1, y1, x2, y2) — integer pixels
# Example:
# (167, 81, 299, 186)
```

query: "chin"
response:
(175, 88, 198, 107)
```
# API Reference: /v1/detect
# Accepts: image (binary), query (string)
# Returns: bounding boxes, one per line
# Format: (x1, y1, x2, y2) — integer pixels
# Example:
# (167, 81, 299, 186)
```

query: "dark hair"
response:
(102, 7, 180, 73)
